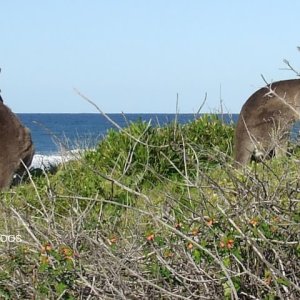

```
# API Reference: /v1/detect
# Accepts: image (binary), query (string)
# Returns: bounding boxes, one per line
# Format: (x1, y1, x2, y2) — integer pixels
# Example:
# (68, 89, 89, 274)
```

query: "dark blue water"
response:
(19, 113, 239, 155)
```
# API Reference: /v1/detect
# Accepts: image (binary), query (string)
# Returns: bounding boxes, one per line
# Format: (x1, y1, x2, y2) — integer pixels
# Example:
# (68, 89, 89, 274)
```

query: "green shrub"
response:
(84, 114, 234, 184)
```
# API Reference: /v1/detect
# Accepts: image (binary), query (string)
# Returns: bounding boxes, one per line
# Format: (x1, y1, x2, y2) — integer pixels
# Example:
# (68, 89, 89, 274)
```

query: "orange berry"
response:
(206, 219, 213, 227)
(226, 239, 234, 249)
(110, 237, 117, 244)
(175, 223, 182, 229)
(41, 243, 51, 253)
(61, 247, 73, 257)
(187, 243, 193, 250)
(146, 234, 155, 241)
(250, 219, 258, 227)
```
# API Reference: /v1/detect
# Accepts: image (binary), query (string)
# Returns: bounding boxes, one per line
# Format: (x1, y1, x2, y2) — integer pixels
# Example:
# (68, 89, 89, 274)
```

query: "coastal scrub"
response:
(0, 114, 299, 299)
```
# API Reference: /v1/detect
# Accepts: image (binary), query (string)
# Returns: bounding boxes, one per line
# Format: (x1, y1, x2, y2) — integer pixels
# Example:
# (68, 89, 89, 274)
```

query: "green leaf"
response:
(223, 281, 232, 299)
(276, 277, 291, 287)
(223, 256, 231, 268)
(55, 282, 67, 294)
(192, 249, 201, 264)
(232, 248, 242, 261)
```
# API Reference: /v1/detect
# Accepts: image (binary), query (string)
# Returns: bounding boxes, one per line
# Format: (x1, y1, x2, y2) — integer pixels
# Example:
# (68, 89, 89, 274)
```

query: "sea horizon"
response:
(16, 111, 240, 115)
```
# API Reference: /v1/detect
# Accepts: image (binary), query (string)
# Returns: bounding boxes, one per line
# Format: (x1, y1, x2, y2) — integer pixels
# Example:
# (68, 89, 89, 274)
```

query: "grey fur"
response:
(0, 102, 34, 189)
(234, 79, 300, 166)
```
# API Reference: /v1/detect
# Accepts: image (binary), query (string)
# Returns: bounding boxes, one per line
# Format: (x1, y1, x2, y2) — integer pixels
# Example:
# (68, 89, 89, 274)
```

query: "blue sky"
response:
(1, 1, 300, 113)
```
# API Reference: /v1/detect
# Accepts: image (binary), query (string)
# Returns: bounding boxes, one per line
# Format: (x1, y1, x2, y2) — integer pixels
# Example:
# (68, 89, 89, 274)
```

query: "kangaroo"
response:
(234, 79, 300, 166)
(0, 101, 35, 189)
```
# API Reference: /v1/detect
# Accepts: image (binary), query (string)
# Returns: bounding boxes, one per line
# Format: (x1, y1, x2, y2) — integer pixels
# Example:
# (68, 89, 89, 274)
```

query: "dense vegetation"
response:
(0, 114, 299, 299)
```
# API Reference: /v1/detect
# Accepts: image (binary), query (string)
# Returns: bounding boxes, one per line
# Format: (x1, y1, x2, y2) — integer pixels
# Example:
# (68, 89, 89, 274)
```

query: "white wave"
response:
(30, 149, 83, 170)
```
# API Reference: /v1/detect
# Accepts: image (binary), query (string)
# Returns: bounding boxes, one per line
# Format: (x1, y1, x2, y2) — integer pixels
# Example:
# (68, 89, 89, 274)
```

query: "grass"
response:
(0, 113, 299, 299)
